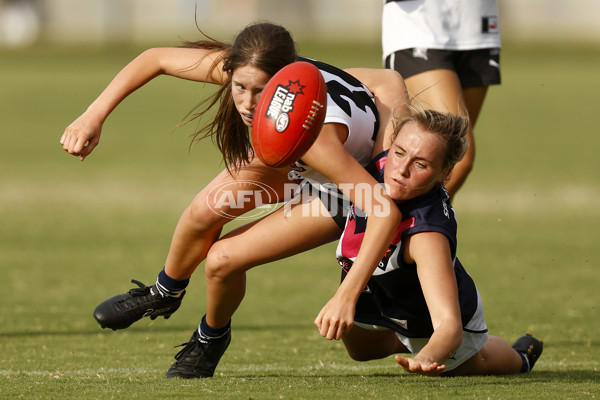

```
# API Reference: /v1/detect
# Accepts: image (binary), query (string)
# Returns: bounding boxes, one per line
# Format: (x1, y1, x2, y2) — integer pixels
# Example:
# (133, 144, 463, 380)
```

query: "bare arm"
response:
(305, 123, 402, 340)
(345, 68, 409, 157)
(395, 232, 463, 376)
(60, 47, 225, 160)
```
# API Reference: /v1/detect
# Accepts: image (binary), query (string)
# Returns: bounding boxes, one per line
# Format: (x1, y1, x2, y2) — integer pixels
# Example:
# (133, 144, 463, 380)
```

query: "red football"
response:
(252, 61, 327, 167)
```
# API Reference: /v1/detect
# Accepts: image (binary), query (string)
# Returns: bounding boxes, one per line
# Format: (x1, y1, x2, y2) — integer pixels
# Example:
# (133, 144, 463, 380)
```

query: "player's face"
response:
(383, 122, 448, 201)
(231, 65, 271, 127)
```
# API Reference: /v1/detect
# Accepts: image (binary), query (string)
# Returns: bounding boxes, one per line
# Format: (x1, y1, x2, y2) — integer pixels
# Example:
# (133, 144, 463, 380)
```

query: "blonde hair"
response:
(392, 103, 469, 172)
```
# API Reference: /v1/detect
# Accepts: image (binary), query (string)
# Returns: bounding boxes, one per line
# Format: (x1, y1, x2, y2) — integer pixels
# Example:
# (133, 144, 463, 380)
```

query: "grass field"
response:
(1, 40, 599, 399)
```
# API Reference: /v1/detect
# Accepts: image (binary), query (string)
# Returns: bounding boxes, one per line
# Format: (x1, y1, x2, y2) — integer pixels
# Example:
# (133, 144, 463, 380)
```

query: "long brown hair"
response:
(182, 22, 298, 171)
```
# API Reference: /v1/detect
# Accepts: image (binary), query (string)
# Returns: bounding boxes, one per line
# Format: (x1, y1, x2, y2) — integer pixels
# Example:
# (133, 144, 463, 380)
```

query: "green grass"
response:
(1, 41, 599, 399)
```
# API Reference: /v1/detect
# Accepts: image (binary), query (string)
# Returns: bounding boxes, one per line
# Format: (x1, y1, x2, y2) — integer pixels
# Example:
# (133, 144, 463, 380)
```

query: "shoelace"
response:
(127, 279, 151, 296)
(173, 337, 200, 360)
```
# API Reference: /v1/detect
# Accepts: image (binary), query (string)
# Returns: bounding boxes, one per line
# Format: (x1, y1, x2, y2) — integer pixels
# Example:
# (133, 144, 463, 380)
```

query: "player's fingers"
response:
(323, 319, 336, 339)
(73, 137, 89, 154)
(61, 133, 71, 151)
(395, 355, 411, 371)
(422, 363, 445, 377)
(62, 127, 78, 150)
(334, 321, 351, 340)
(316, 314, 331, 338)
(65, 137, 74, 153)
(422, 362, 438, 372)
(80, 138, 98, 159)
(326, 324, 338, 340)
(328, 318, 348, 340)
(65, 135, 80, 154)
(314, 312, 323, 330)
(321, 316, 338, 340)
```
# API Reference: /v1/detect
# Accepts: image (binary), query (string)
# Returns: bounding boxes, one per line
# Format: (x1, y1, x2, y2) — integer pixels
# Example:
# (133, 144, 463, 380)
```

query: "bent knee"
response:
(205, 241, 244, 281)
(184, 193, 230, 232)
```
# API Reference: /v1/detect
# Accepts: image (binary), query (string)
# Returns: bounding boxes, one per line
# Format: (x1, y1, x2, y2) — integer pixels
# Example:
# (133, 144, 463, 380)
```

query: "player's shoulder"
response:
(403, 187, 454, 229)
(401, 186, 458, 255)
(299, 57, 365, 88)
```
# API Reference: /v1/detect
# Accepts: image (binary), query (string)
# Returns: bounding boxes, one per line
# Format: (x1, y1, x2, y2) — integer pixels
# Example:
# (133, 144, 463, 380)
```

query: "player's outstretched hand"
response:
(60, 111, 103, 161)
(395, 355, 446, 377)
(314, 294, 355, 340)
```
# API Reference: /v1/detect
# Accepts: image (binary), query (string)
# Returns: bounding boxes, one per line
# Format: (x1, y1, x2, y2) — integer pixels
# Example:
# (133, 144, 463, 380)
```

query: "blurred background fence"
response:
(1, 0, 599, 48)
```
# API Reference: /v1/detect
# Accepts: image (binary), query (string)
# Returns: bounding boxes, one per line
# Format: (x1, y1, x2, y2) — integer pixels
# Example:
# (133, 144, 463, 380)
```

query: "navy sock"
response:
(155, 267, 189, 298)
(515, 349, 530, 373)
(199, 314, 230, 340)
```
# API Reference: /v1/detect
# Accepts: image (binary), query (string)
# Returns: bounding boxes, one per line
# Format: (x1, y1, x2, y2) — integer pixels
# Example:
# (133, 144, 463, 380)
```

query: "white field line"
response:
(0, 360, 597, 377)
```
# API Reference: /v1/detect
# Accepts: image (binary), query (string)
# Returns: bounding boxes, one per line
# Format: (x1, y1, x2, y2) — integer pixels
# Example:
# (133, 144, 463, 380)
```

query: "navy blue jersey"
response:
(336, 151, 479, 338)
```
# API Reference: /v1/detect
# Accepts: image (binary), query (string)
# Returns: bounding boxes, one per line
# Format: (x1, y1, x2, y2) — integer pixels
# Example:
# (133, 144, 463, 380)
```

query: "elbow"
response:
(381, 69, 409, 103)
(387, 203, 402, 225)
(140, 48, 167, 75)
(375, 188, 402, 222)
(433, 318, 463, 356)
(371, 201, 401, 224)
(140, 48, 159, 62)
(378, 69, 406, 89)
(393, 204, 402, 221)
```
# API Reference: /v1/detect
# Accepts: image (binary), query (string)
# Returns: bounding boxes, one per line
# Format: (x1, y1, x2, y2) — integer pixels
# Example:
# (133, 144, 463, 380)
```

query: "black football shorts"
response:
(385, 47, 501, 87)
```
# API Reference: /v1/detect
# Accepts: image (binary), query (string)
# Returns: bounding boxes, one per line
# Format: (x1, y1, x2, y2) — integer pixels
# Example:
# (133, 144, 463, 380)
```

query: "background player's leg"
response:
(404, 69, 487, 198)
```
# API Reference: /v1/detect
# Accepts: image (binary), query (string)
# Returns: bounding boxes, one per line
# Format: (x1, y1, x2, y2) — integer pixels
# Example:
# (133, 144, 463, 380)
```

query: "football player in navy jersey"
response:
(315, 105, 543, 376)
(60, 22, 408, 378)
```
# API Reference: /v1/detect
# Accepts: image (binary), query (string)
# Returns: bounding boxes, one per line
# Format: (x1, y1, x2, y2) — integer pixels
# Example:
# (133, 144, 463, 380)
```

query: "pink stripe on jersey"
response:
(391, 217, 415, 244)
(375, 156, 387, 171)
(341, 216, 415, 259)
(340, 218, 365, 259)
